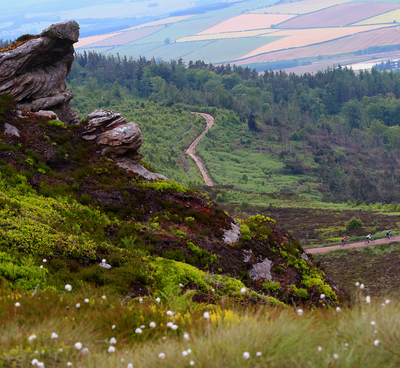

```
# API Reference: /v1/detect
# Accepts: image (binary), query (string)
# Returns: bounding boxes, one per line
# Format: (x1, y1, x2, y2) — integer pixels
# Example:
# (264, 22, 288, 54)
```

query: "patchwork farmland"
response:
(74, 0, 400, 74)
(276, 2, 400, 28)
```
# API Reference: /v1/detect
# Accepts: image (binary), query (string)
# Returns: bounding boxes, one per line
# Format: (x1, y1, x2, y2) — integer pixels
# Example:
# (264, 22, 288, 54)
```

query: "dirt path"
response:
(305, 236, 397, 254)
(186, 113, 214, 186)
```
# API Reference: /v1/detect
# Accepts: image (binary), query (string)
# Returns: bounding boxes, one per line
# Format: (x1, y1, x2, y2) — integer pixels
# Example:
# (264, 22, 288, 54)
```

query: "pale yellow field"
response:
(197, 14, 295, 34)
(240, 24, 390, 59)
(75, 33, 122, 48)
(176, 29, 278, 43)
(251, 0, 351, 15)
(124, 15, 196, 30)
(355, 9, 400, 25)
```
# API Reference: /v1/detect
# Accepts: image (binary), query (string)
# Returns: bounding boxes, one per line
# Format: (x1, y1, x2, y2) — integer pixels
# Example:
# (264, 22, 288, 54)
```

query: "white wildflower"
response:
(158, 352, 166, 359)
(102, 259, 106, 263)
(84, 298, 89, 303)
(190, 361, 195, 366)
(360, 283, 365, 290)
(318, 346, 322, 352)
(320, 294, 325, 299)
(108, 346, 116, 353)
(374, 339, 380, 346)
(67, 363, 72, 367)
(140, 325, 145, 329)
(31, 358, 38, 365)
(336, 307, 341, 312)
(370, 321, 376, 326)
(333, 353, 339, 359)
(149, 322, 156, 328)
(110, 337, 117, 344)
(203, 311, 210, 320)
(28, 334, 36, 342)
(240, 287, 247, 294)
(81, 348, 89, 354)
(355, 282, 360, 287)
(15, 302, 20, 307)
(139, 298, 143, 303)
(135, 328, 143, 334)
(76, 303, 80, 308)
(102, 295, 106, 299)
(243, 352, 250, 359)
(64, 284, 72, 292)
(40, 265, 43, 269)
(59, 349, 63, 353)
(37, 362, 44, 367)
(127, 364, 133, 368)
(51, 332, 58, 339)
(42, 259, 47, 263)
(171, 324, 178, 330)
(183, 332, 190, 340)
(297, 309, 303, 316)
(166, 310, 174, 316)
(155, 297, 161, 303)
(187, 349, 192, 354)
(182, 351, 188, 357)
(179, 283, 183, 287)
(166, 322, 173, 328)
(256, 352, 262, 356)
(111, 325, 116, 330)
(366, 296, 371, 303)
(74, 342, 82, 350)
(385, 299, 390, 304)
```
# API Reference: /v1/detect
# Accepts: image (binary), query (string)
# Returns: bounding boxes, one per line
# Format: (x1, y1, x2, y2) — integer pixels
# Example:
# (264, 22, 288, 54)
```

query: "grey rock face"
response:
(83, 109, 144, 158)
(223, 220, 241, 244)
(4, 123, 20, 137)
(249, 258, 273, 281)
(0, 20, 80, 124)
(83, 109, 168, 181)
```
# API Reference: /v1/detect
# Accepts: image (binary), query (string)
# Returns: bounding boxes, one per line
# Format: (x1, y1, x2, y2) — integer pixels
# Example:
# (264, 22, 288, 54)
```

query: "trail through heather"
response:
(186, 113, 214, 186)
(305, 236, 397, 254)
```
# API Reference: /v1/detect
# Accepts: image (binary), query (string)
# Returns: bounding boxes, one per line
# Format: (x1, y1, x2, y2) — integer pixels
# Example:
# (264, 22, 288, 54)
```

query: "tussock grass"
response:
(2, 286, 400, 367)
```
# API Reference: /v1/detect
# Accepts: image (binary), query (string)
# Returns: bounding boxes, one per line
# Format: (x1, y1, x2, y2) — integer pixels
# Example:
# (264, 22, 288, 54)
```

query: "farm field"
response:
(177, 29, 277, 43)
(180, 36, 285, 64)
(88, 26, 164, 47)
(235, 25, 400, 64)
(277, 2, 400, 28)
(355, 8, 400, 24)
(251, 0, 351, 15)
(197, 14, 296, 34)
(71, 0, 400, 73)
(239, 24, 392, 60)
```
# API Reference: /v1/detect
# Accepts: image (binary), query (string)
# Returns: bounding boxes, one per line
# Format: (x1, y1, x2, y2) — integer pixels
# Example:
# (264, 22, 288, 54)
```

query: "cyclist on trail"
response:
(386, 230, 391, 239)
(366, 234, 372, 243)
(341, 237, 346, 246)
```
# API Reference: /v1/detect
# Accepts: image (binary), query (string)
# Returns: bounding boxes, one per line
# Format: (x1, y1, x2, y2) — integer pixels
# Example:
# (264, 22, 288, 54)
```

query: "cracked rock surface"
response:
(0, 20, 80, 124)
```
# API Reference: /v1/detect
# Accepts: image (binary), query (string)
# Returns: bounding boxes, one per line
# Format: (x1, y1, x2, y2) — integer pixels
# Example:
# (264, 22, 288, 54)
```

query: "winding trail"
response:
(305, 236, 397, 254)
(186, 113, 214, 186)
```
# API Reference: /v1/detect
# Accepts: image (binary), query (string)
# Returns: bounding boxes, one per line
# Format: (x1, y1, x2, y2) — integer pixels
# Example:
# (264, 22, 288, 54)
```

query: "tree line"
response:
(68, 51, 400, 203)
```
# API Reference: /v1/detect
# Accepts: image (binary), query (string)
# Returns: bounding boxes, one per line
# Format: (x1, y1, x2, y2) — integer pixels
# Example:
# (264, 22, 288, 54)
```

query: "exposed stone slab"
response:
(249, 258, 273, 281)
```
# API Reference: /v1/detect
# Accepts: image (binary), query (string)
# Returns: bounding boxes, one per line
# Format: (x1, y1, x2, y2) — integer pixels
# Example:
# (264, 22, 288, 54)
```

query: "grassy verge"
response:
(1, 286, 399, 367)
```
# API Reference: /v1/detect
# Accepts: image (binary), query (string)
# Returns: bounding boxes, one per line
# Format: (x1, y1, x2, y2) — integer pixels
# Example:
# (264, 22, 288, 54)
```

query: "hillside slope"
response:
(0, 96, 340, 308)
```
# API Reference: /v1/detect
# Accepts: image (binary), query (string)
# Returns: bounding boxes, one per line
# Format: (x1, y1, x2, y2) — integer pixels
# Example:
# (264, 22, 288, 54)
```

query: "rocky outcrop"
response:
(83, 109, 168, 181)
(0, 21, 80, 124)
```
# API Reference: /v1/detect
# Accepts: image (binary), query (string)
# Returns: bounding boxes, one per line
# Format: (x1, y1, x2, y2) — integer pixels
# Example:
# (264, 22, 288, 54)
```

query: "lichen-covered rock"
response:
(0, 20, 80, 124)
